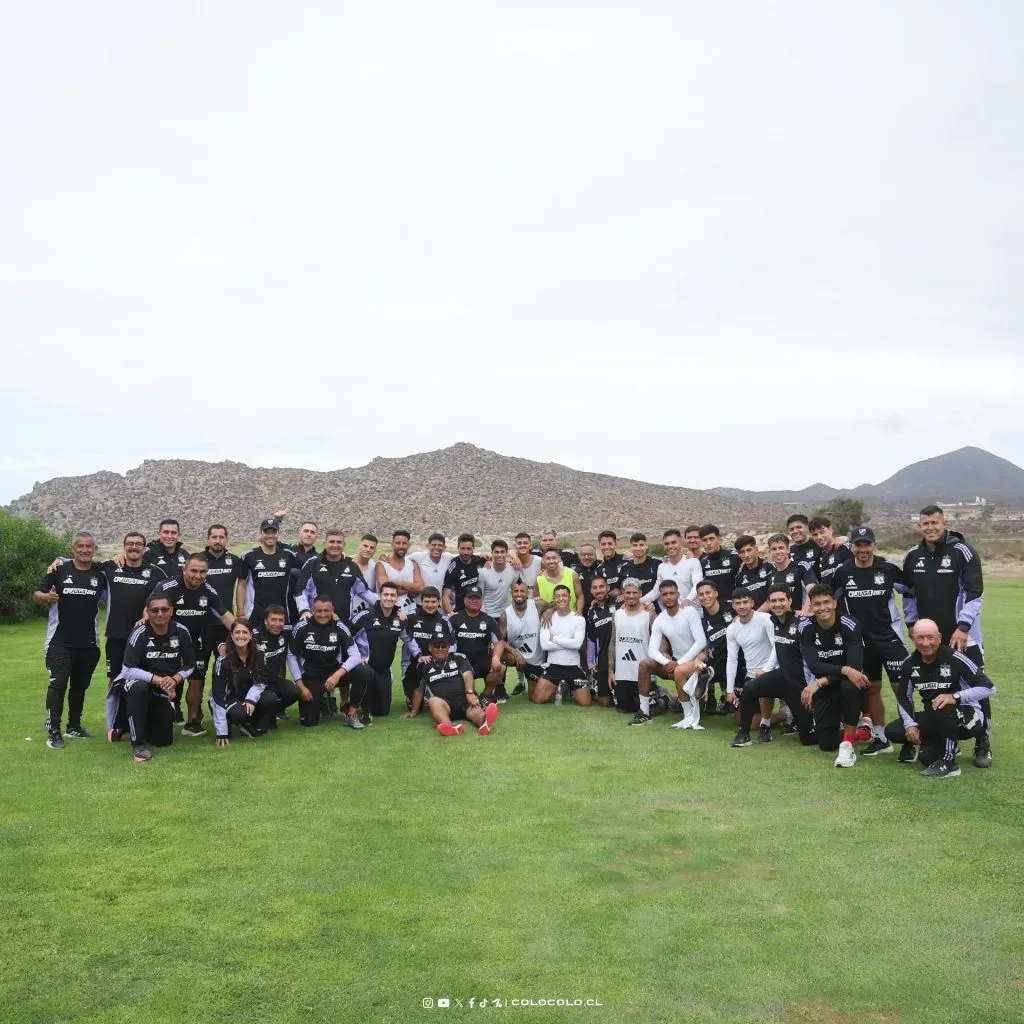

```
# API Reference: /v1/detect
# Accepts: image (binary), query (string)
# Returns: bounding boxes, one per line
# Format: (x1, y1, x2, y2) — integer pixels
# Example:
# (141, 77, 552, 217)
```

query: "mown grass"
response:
(1, 584, 1022, 1023)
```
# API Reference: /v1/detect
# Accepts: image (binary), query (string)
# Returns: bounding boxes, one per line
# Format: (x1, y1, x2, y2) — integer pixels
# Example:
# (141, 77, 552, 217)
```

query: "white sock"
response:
(517, 670, 525, 686)
(640, 694, 651, 715)
(873, 724, 887, 740)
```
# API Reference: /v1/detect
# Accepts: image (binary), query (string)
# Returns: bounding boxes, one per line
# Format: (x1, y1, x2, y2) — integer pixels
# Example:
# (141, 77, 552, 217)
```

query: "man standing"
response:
(733, 536, 775, 610)
(535, 548, 585, 613)
(832, 526, 911, 756)
(287, 596, 374, 729)
(411, 533, 454, 602)
(443, 534, 488, 613)
(574, 543, 601, 613)
(642, 529, 702, 607)
(902, 505, 989, 768)
(34, 531, 108, 749)
(144, 519, 189, 576)
(294, 530, 376, 624)
(287, 521, 320, 622)
(377, 529, 424, 617)
(809, 516, 852, 588)
(448, 586, 506, 701)
(698, 525, 741, 604)
(695, 579, 735, 714)
(584, 576, 616, 707)
(478, 540, 518, 619)
(534, 585, 590, 706)
(154, 554, 235, 734)
(200, 524, 245, 664)
(884, 619, 996, 778)
(510, 533, 542, 597)
(621, 533, 662, 599)
(786, 514, 818, 569)
(798, 585, 870, 768)
(766, 534, 816, 614)
(501, 580, 546, 698)
(595, 531, 626, 598)
(238, 517, 299, 630)
(534, 529, 581, 572)
(110, 592, 195, 762)
(643, 580, 708, 729)
(401, 636, 500, 737)
(350, 534, 379, 614)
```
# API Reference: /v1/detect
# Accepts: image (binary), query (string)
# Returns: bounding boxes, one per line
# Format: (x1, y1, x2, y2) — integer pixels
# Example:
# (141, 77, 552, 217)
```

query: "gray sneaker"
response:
(343, 713, 366, 730)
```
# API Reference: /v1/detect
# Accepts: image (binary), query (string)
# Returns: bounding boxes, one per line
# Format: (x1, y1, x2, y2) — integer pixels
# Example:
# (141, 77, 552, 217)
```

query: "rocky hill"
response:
(7, 444, 782, 544)
(713, 447, 1024, 505)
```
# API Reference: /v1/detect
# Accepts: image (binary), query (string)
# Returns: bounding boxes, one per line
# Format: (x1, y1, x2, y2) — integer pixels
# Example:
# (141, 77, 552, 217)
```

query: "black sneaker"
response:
(495, 686, 509, 705)
(703, 699, 717, 717)
(628, 711, 652, 726)
(266, 717, 279, 730)
(238, 722, 258, 738)
(173, 706, 185, 724)
(46, 731, 66, 750)
(358, 709, 372, 727)
(731, 729, 752, 748)
(780, 722, 797, 735)
(693, 665, 713, 701)
(973, 740, 992, 769)
(510, 682, 526, 697)
(132, 743, 152, 762)
(717, 698, 730, 715)
(898, 742, 917, 763)
(757, 723, 773, 744)
(862, 737, 893, 757)
(65, 725, 92, 739)
(276, 710, 289, 720)
(181, 719, 206, 737)
(921, 759, 961, 779)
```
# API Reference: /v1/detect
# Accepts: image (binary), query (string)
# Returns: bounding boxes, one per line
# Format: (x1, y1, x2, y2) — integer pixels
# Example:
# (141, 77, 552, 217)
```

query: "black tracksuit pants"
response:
(739, 670, 813, 741)
(123, 680, 176, 748)
(884, 703, 985, 765)
(45, 643, 101, 732)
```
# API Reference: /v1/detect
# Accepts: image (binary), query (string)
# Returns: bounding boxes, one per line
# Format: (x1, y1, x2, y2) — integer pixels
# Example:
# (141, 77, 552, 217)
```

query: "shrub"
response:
(0, 511, 71, 623)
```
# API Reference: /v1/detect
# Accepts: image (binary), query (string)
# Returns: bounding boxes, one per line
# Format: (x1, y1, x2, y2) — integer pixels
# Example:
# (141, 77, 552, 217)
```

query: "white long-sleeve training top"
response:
(540, 611, 585, 667)
(726, 612, 778, 693)
(641, 556, 704, 605)
(648, 605, 706, 665)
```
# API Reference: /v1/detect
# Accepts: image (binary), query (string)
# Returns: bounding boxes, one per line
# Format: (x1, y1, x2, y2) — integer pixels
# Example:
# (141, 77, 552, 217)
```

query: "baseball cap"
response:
(260, 517, 280, 532)
(464, 585, 483, 598)
(851, 526, 875, 544)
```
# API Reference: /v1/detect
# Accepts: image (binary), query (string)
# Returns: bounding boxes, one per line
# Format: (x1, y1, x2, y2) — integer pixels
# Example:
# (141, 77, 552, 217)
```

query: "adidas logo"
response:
(622, 649, 638, 662)
(520, 642, 533, 654)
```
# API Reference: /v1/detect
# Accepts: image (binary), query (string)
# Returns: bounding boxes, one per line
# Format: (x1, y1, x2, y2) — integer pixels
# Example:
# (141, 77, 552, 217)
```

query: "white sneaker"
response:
(689, 723, 706, 731)
(671, 718, 691, 729)
(834, 740, 857, 768)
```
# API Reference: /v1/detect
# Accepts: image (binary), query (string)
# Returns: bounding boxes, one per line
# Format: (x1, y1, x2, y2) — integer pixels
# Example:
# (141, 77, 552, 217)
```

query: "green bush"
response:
(0, 511, 71, 623)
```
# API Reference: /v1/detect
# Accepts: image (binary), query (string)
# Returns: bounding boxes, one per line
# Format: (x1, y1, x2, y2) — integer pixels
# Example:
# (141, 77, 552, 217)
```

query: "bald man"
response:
(884, 619, 996, 778)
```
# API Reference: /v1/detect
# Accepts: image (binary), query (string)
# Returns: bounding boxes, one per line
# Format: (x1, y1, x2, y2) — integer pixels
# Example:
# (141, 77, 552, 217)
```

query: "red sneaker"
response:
(437, 722, 464, 737)
(478, 702, 500, 736)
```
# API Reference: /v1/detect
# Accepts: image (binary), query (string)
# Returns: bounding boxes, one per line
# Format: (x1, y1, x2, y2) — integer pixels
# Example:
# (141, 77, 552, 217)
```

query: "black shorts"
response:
(521, 663, 544, 683)
(863, 635, 909, 684)
(424, 688, 470, 720)
(543, 664, 589, 691)
(470, 657, 493, 681)
(593, 658, 611, 698)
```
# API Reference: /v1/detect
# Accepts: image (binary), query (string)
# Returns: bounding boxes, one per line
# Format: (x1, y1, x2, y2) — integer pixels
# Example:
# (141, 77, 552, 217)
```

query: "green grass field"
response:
(1, 585, 1022, 1024)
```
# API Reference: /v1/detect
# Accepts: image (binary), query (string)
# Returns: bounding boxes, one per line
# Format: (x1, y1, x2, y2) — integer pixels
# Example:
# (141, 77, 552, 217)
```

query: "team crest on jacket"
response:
(279, 558, 286, 568)
(90, 577, 99, 587)
(874, 573, 885, 585)
(142, 569, 151, 578)
(328, 632, 338, 643)
(789, 624, 797, 635)
(199, 597, 208, 607)
(834, 634, 842, 644)
(170, 637, 179, 648)
(940, 664, 951, 677)
(225, 558, 232, 565)
(941, 556, 952, 568)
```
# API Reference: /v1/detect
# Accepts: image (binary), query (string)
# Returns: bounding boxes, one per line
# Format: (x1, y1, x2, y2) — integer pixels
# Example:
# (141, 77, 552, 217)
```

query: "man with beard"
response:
(377, 529, 424, 618)
(443, 534, 488, 613)
(584, 575, 616, 707)
(294, 529, 377, 625)
(238, 517, 299, 631)
(402, 587, 453, 707)
(574, 543, 601, 613)
(501, 579, 545, 698)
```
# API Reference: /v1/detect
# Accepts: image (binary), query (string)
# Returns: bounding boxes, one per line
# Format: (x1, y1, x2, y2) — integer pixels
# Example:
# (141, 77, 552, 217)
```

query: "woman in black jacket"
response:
(211, 618, 280, 746)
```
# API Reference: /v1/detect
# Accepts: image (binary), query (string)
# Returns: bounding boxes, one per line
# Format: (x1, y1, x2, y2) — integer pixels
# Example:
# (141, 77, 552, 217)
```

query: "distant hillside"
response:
(713, 447, 1024, 505)
(6, 443, 779, 544)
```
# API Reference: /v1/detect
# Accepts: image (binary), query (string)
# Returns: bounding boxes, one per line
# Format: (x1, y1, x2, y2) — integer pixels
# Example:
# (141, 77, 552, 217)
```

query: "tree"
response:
(815, 498, 868, 536)
(0, 511, 71, 623)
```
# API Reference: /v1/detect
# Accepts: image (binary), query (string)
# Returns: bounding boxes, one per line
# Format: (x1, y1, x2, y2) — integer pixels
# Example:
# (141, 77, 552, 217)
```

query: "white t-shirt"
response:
(512, 554, 542, 597)
(410, 550, 453, 603)
(725, 612, 778, 693)
(479, 565, 517, 618)
(642, 556, 704, 604)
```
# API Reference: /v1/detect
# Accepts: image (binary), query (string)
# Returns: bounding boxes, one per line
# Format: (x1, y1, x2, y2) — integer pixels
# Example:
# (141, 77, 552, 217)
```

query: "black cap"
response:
(851, 526, 875, 544)
(427, 634, 451, 647)
(260, 517, 280, 532)
(464, 585, 483, 598)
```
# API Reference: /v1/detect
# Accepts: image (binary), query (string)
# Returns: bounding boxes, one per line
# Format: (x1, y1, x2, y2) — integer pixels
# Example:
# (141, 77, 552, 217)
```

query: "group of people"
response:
(34, 505, 995, 778)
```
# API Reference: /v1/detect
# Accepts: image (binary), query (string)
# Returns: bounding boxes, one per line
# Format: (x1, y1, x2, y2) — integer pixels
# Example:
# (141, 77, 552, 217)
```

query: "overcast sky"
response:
(2, 1, 1022, 505)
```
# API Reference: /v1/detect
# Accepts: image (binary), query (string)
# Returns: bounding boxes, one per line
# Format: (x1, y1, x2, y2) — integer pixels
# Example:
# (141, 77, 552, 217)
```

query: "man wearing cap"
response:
(237, 516, 299, 632)
(448, 585, 507, 702)
(832, 526, 912, 756)
(401, 635, 500, 737)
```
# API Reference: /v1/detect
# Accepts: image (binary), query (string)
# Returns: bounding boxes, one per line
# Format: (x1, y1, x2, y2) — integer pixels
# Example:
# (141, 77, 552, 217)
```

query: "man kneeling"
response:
(107, 592, 195, 763)
(885, 619, 996, 778)
(402, 637, 500, 736)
